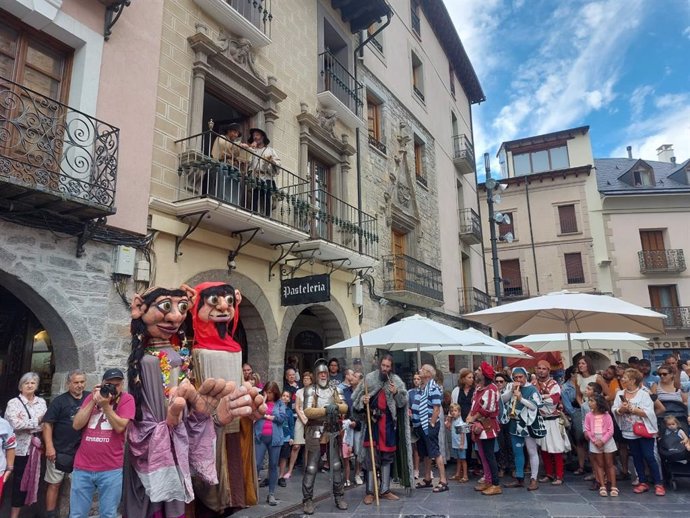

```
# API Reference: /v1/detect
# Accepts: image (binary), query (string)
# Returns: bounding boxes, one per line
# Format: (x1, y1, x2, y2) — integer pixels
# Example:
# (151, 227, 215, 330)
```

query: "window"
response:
(512, 144, 570, 175)
(498, 211, 514, 239)
(411, 51, 424, 101)
(449, 63, 455, 98)
(564, 253, 585, 284)
(500, 259, 523, 297)
(558, 204, 578, 233)
(367, 95, 385, 152)
(367, 23, 383, 53)
(411, 0, 421, 38)
(633, 168, 653, 186)
(414, 136, 425, 185)
(308, 156, 332, 240)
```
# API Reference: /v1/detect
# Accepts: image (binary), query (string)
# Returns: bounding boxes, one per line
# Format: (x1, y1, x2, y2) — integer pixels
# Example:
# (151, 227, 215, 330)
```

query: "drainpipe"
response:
(353, 11, 393, 253)
(471, 111, 489, 299)
(524, 177, 540, 294)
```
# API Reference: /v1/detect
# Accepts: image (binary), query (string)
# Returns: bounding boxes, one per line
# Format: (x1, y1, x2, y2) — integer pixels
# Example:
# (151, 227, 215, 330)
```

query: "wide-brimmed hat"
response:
(223, 123, 242, 137)
(248, 127, 270, 145)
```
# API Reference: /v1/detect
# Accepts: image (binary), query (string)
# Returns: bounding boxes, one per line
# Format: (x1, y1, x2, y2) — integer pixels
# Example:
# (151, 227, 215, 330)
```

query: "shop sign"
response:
(647, 339, 690, 350)
(281, 274, 330, 306)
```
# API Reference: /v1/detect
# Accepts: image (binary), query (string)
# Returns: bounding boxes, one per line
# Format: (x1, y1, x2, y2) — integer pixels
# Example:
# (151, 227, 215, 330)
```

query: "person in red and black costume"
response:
(352, 354, 414, 504)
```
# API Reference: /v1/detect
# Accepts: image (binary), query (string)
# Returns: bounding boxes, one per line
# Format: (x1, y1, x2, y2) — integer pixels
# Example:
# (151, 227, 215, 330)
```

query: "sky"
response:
(447, 0, 690, 177)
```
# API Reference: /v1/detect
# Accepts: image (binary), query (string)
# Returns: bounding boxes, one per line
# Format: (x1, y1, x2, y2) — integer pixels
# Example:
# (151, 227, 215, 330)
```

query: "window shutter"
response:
(558, 205, 577, 233)
(564, 253, 584, 284)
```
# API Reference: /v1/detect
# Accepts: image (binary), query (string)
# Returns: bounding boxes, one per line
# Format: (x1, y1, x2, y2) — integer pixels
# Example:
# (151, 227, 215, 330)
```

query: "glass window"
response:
(531, 150, 549, 173)
(550, 146, 569, 169)
(513, 153, 530, 175)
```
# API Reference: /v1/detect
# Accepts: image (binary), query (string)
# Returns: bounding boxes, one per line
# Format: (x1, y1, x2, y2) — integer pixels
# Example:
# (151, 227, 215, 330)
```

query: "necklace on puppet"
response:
(145, 339, 192, 397)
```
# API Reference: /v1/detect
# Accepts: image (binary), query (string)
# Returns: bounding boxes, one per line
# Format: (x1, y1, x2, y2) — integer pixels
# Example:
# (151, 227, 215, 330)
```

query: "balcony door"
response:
(500, 259, 522, 297)
(309, 156, 332, 240)
(649, 285, 679, 326)
(393, 230, 407, 290)
(640, 230, 667, 269)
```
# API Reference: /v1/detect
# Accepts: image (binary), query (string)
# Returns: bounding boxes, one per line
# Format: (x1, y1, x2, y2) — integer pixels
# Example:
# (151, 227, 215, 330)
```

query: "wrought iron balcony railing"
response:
(638, 249, 686, 273)
(452, 134, 475, 175)
(0, 76, 119, 214)
(175, 131, 378, 257)
(459, 207, 481, 244)
(500, 277, 530, 300)
(319, 49, 364, 118)
(459, 287, 491, 313)
(368, 133, 386, 154)
(649, 306, 690, 329)
(383, 253, 443, 302)
(228, 0, 272, 37)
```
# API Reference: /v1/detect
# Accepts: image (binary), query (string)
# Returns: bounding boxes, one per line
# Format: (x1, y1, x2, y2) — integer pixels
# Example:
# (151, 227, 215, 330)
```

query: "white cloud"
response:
(629, 85, 655, 118)
(683, 26, 690, 38)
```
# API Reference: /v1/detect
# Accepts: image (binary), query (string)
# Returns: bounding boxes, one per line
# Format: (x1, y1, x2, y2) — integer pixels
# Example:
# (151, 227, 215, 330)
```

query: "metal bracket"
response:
(174, 211, 208, 262)
(227, 227, 263, 272)
(76, 217, 107, 258)
(322, 258, 352, 276)
(104, 0, 132, 41)
(347, 266, 374, 295)
(269, 241, 300, 281)
(280, 249, 320, 279)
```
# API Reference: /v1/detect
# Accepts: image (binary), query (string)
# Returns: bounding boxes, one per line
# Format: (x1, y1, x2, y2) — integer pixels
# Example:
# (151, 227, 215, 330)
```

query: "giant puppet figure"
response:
(301, 359, 349, 515)
(189, 281, 258, 511)
(124, 285, 265, 518)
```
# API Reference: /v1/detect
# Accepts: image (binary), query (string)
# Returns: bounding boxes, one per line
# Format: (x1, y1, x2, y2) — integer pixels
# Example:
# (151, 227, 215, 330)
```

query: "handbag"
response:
(471, 421, 484, 436)
(632, 421, 654, 439)
(55, 452, 75, 474)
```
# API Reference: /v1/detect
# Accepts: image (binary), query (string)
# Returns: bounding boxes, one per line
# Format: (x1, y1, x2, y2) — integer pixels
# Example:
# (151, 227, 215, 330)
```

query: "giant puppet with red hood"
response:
(189, 281, 259, 511)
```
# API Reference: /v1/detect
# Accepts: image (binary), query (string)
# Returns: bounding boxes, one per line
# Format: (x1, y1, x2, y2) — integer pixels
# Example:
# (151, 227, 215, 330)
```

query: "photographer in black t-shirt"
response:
(43, 369, 90, 518)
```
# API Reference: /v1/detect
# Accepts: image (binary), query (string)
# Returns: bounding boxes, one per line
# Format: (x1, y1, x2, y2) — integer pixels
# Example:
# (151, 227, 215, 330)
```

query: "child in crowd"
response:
(584, 394, 618, 497)
(278, 390, 295, 487)
(664, 416, 690, 451)
(582, 381, 604, 486)
(447, 403, 469, 483)
(0, 415, 16, 501)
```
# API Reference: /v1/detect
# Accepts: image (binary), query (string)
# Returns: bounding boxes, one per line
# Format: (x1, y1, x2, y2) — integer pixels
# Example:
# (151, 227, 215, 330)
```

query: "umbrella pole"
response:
(359, 335, 379, 506)
(566, 320, 573, 367)
(417, 345, 422, 372)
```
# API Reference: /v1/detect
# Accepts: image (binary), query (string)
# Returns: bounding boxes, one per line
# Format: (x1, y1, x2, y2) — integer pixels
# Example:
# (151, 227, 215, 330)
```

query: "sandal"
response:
(432, 481, 449, 493)
(573, 468, 585, 476)
(415, 479, 433, 489)
(551, 479, 564, 485)
(609, 487, 619, 497)
(459, 477, 469, 483)
(450, 474, 462, 481)
(599, 487, 608, 497)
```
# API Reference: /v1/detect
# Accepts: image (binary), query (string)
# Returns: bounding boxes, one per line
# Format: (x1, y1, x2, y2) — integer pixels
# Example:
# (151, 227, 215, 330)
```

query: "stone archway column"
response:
(188, 24, 212, 137)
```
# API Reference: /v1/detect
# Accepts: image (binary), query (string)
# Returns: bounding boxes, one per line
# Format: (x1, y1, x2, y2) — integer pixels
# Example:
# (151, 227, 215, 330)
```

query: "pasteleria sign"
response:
(281, 274, 330, 306)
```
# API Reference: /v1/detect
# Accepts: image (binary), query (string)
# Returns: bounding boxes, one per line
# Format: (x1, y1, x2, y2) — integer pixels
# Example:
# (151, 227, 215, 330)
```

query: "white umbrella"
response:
(402, 328, 532, 358)
(464, 290, 666, 364)
(325, 314, 485, 367)
(508, 332, 652, 353)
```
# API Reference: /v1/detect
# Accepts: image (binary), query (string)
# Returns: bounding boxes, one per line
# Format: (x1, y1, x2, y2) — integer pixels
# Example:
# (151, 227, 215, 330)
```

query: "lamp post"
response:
(484, 152, 501, 304)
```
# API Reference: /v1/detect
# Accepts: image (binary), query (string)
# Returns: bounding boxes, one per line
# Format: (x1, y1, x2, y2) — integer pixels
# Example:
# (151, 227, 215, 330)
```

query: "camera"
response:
(100, 383, 117, 398)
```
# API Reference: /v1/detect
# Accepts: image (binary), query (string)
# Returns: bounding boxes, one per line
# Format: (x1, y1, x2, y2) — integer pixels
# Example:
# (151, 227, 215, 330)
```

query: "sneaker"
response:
(482, 485, 503, 496)
(355, 474, 364, 485)
(655, 485, 666, 496)
(344, 480, 352, 487)
(267, 494, 277, 506)
(278, 477, 286, 487)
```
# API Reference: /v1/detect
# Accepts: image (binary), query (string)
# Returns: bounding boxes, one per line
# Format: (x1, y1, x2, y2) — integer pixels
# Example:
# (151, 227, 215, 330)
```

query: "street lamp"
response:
(484, 153, 501, 304)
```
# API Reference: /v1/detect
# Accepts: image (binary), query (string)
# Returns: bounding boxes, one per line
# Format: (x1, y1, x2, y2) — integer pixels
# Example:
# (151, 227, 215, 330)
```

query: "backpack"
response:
(658, 429, 688, 462)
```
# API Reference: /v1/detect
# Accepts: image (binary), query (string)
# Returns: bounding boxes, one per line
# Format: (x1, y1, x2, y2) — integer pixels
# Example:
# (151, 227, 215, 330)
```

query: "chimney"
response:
(671, 156, 676, 164)
(626, 146, 632, 159)
(656, 144, 675, 163)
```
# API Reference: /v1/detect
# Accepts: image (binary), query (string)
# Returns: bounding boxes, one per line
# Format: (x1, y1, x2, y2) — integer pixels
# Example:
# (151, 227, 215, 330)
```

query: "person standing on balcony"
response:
(247, 128, 280, 217)
(209, 123, 245, 205)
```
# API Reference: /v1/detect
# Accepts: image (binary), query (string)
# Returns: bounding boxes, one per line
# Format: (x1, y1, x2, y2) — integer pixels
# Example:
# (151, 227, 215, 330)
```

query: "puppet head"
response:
(130, 286, 193, 340)
(191, 282, 241, 341)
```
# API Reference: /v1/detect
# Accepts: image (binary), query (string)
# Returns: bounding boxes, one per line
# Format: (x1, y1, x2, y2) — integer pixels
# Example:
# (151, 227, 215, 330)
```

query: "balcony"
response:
(159, 131, 377, 267)
(638, 249, 686, 274)
(411, 7, 421, 38)
(452, 134, 475, 175)
(650, 307, 690, 329)
(500, 277, 530, 301)
(368, 133, 386, 155)
(459, 287, 491, 313)
(459, 208, 481, 245)
(193, 0, 272, 47)
(383, 253, 443, 307)
(0, 76, 119, 221)
(317, 50, 364, 129)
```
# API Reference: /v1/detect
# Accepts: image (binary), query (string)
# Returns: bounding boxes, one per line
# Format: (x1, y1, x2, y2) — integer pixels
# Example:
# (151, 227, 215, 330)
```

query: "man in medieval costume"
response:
(352, 353, 413, 504)
(124, 285, 265, 518)
(188, 281, 260, 512)
(302, 359, 349, 515)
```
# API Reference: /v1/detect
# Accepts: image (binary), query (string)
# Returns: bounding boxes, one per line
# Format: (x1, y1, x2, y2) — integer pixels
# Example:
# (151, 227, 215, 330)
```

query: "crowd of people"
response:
(1, 351, 689, 516)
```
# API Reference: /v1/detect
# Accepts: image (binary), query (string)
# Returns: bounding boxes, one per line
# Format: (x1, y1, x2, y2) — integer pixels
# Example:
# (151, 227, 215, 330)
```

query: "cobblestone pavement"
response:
(233, 472, 690, 518)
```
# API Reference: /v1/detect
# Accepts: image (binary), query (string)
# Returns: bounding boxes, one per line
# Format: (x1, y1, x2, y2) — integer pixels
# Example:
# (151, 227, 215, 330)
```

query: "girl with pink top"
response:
(584, 394, 618, 497)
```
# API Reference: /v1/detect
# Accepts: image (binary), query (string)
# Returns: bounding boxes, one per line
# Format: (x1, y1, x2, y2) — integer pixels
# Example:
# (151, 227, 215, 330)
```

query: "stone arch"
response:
(0, 268, 89, 393)
(184, 269, 277, 381)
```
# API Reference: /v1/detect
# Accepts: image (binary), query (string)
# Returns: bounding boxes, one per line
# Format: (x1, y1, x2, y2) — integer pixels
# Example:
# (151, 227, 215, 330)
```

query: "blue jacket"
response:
(254, 400, 287, 446)
(281, 407, 295, 443)
(561, 380, 576, 415)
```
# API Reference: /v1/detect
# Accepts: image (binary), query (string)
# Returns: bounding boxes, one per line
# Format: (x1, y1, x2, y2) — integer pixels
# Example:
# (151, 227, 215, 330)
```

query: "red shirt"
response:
(74, 392, 135, 472)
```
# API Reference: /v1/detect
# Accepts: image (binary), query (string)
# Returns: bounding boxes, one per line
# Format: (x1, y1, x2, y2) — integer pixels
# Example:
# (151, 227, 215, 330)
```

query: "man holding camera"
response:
(70, 368, 135, 518)
(43, 369, 89, 518)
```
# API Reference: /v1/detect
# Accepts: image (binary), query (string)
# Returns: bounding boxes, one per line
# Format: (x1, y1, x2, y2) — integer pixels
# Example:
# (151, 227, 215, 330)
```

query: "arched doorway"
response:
(0, 285, 54, 410)
(284, 305, 346, 379)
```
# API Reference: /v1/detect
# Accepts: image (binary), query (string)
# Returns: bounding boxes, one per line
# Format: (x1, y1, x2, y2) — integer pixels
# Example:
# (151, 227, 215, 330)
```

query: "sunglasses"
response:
(659, 372, 670, 376)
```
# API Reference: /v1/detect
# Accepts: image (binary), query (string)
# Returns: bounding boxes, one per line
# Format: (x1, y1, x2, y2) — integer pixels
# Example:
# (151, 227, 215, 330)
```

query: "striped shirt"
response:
(411, 379, 442, 433)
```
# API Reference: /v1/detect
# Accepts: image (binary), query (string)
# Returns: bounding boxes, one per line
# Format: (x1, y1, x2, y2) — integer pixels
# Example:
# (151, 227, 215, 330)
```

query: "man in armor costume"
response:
(352, 353, 413, 504)
(301, 359, 349, 515)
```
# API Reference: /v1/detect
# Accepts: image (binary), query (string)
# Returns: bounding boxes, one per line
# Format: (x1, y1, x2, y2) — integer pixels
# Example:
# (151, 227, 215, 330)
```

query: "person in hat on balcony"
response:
(246, 127, 281, 217)
(208, 123, 246, 205)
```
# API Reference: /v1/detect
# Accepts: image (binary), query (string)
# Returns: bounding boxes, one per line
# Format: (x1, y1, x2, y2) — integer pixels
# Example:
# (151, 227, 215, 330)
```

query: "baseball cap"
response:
(627, 356, 640, 363)
(102, 368, 125, 380)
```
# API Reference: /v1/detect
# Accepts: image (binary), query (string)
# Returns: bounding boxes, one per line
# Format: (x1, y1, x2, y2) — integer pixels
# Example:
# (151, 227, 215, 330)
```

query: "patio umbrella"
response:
(463, 290, 666, 365)
(508, 332, 652, 353)
(325, 314, 492, 367)
(402, 328, 532, 358)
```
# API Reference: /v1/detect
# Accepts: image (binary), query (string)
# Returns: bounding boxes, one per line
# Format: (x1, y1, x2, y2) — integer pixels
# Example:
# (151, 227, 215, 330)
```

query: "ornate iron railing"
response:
(638, 249, 686, 273)
(368, 133, 386, 154)
(500, 277, 529, 299)
(319, 49, 364, 117)
(175, 131, 377, 257)
(649, 307, 690, 329)
(453, 134, 474, 163)
(0, 76, 119, 211)
(459, 207, 481, 242)
(383, 253, 443, 301)
(228, 0, 272, 37)
(459, 287, 491, 313)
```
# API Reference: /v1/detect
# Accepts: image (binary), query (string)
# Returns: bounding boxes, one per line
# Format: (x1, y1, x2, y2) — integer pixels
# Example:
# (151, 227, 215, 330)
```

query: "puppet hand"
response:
(217, 382, 265, 425)
(166, 396, 187, 427)
(180, 283, 197, 305)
